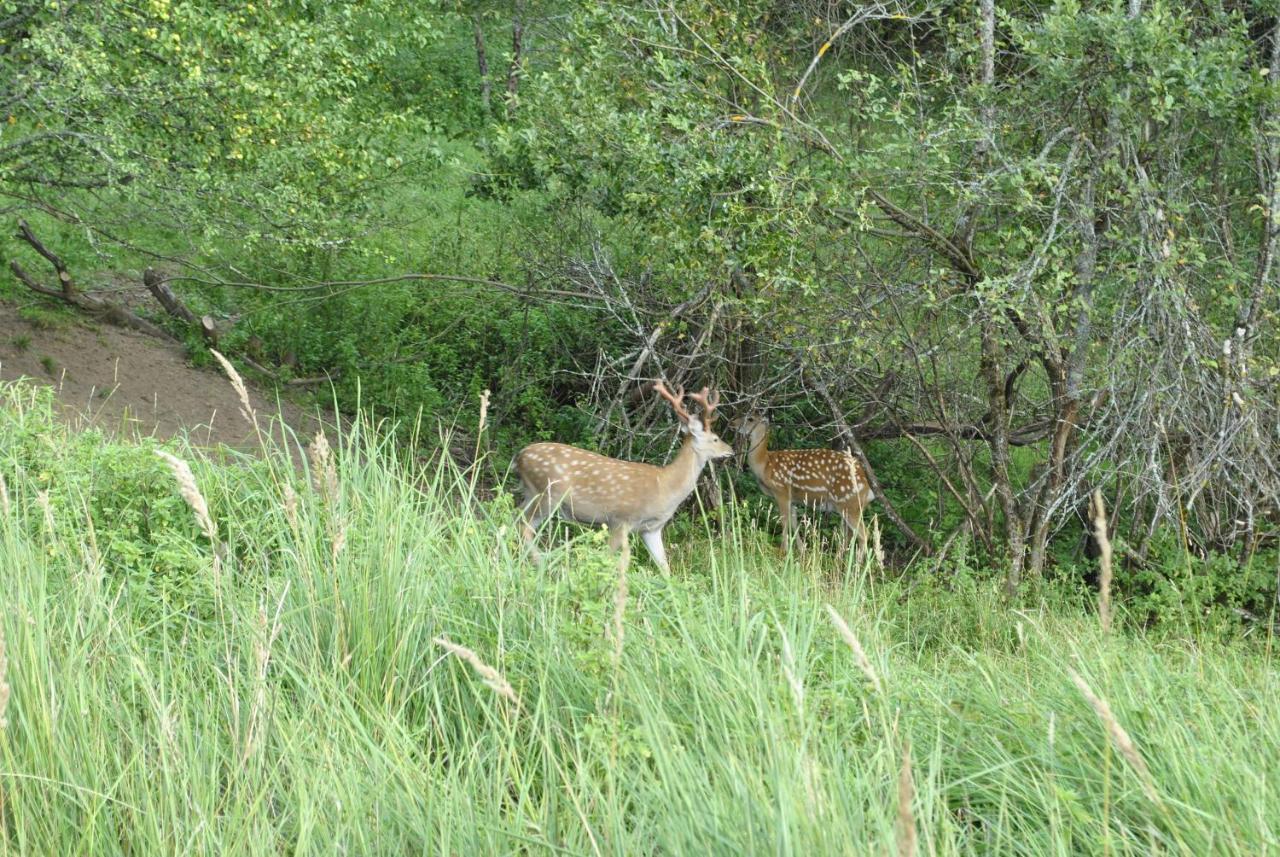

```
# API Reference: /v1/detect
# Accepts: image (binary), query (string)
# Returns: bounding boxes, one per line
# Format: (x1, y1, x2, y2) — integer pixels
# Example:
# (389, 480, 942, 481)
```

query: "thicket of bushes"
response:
(3, 2, 1278, 607)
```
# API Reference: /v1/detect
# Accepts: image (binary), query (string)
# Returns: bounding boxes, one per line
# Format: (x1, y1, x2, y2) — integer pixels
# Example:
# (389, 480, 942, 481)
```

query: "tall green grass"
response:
(0, 378, 1277, 854)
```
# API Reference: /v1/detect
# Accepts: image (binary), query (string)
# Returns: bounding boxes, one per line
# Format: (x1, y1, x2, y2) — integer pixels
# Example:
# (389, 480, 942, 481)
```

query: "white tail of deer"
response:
(516, 382, 732, 573)
(734, 413, 874, 553)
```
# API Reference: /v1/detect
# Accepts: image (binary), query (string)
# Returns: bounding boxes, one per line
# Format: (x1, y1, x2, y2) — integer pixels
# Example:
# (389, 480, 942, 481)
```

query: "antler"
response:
(652, 380, 692, 424)
(688, 387, 720, 429)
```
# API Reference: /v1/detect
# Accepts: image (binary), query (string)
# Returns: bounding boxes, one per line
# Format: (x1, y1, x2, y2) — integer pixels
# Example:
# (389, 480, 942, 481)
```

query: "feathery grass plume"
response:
(871, 515, 885, 569)
(778, 625, 804, 716)
(0, 628, 9, 730)
(80, 501, 102, 590)
(472, 387, 493, 469)
(36, 489, 55, 534)
(243, 585, 287, 763)
(210, 349, 256, 428)
(0, 471, 9, 518)
(308, 431, 339, 503)
(825, 604, 883, 694)
(1090, 490, 1114, 633)
(1068, 668, 1162, 805)
(896, 741, 918, 857)
(477, 388, 491, 436)
(281, 482, 299, 531)
(330, 520, 347, 563)
(607, 562, 628, 668)
(434, 636, 520, 707)
(155, 451, 217, 543)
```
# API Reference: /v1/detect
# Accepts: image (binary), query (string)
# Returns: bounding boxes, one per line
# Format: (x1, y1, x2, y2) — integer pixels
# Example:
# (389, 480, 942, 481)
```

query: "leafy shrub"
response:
(1114, 531, 1277, 634)
(0, 383, 216, 618)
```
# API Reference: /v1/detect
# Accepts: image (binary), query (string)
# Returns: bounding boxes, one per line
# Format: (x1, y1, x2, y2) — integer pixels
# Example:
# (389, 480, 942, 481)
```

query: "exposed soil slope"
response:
(0, 302, 328, 449)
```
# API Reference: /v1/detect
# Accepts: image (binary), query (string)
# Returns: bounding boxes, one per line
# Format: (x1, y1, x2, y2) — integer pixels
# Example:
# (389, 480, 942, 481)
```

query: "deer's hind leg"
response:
(776, 491, 806, 555)
(607, 521, 632, 572)
(520, 483, 551, 563)
(838, 502, 869, 566)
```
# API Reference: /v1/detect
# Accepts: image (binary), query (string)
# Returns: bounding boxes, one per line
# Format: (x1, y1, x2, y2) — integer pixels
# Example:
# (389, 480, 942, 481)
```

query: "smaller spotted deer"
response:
(516, 382, 732, 573)
(734, 413, 874, 553)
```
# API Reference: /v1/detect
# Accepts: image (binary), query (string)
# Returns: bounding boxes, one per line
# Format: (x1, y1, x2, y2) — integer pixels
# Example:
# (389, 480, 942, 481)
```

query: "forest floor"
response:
(0, 300, 328, 449)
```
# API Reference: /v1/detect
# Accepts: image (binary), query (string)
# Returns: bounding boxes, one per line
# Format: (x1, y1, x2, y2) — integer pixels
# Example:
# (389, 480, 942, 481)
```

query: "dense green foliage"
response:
(3, 6, 1279, 606)
(6, 2, 1280, 850)
(2, 379, 1279, 853)
(2, 0, 441, 250)
(495, 0, 1280, 585)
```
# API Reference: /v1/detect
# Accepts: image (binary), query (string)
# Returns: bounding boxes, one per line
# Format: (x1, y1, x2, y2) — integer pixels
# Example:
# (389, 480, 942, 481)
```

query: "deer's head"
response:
(731, 411, 771, 453)
(653, 381, 733, 462)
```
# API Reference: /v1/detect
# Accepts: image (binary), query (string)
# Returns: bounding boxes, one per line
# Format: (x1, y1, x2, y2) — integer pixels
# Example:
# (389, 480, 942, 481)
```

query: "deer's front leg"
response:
(774, 491, 796, 555)
(519, 493, 548, 564)
(640, 529, 670, 575)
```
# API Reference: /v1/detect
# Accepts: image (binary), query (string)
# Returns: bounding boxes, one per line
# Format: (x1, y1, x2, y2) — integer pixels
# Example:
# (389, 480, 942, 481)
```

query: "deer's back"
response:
(763, 448, 873, 506)
(516, 442, 669, 526)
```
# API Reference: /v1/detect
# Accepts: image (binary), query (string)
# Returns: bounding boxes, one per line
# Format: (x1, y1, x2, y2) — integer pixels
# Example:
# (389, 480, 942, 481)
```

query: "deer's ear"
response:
(686, 417, 705, 435)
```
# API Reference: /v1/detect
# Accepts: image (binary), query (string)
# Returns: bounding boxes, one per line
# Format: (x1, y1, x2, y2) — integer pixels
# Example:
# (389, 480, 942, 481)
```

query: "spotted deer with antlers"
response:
(734, 413, 874, 554)
(516, 382, 732, 573)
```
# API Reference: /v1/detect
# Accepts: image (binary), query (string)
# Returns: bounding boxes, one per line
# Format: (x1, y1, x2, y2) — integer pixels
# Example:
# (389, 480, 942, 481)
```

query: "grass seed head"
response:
(607, 562, 628, 667)
(309, 431, 339, 503)
(282, 481, 299, 530)
(826, 604, 883, 694)
(871, 515, 885, 568)
(0, 628, 9, 730)
(331, 520, 347, 562)
(897, 741, 917, 857)
(36, 489, 55, 534)
(1069, 668, 1162, 805)
(434, 636, 520, 707)
(1090, 490, 1114, 633)
(779, 625, 804, 716)
(477, 388, 491, 436)
(155, 450, 217, 543)
(210, 349, 256, 427)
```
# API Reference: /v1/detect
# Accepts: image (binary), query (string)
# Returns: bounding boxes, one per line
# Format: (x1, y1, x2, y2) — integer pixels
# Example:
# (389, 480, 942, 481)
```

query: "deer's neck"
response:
(658, 436, 707, 502)
(746, 424, 771, 483)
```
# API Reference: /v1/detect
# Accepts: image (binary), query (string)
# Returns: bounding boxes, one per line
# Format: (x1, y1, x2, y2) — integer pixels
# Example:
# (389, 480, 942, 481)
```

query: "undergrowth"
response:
(0, 378, 1277, 855)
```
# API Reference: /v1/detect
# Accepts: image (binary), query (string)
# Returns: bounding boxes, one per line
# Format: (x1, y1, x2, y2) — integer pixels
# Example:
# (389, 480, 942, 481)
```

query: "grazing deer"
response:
(516, 382, 732, 573)
(733, 413, 874, 553)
